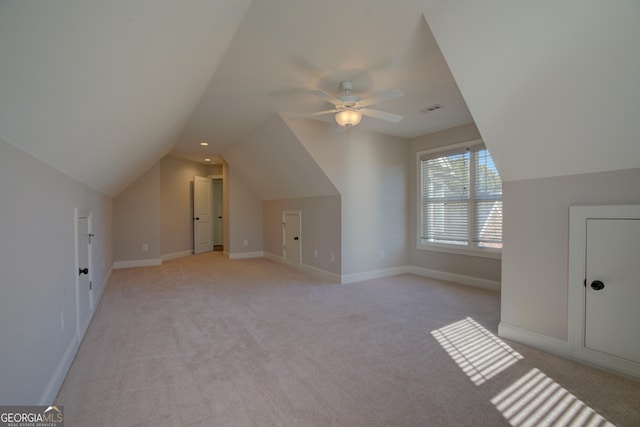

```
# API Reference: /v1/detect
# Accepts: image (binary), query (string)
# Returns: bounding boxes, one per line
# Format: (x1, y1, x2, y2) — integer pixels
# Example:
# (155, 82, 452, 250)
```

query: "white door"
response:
(193, 176, 213, 254)
(585, 218, 640, 363)
(212, 179, 223, 246)
(282, 210, 301, 265)
(75, 208, 92, 338)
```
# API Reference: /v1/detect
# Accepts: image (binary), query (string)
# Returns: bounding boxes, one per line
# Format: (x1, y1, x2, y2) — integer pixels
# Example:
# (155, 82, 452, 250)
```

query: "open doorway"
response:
(192, 173, 224, 255)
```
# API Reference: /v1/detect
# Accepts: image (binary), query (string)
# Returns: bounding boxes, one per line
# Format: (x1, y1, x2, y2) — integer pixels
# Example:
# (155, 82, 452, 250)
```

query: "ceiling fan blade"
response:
(309, 89, 343, 107)
(358, 88, 404, 107)
(361, 108, 403, 123)
(288, 109, 339, 120)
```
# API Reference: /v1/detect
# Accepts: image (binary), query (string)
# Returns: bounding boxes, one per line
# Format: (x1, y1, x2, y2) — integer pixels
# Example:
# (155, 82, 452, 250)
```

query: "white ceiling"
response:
(0, 0, 251, 196)
(170, 0, 473, 165)
(1, 1, 639, 196)
(424, 0, 640, 182)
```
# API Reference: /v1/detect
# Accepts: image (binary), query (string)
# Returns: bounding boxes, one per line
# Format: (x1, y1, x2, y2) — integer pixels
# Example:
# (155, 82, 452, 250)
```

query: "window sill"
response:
(417, 243, 502, 260)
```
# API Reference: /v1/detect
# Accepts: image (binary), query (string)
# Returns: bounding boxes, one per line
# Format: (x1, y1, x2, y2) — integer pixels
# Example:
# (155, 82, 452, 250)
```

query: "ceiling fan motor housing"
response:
(339, 81, 359, 107)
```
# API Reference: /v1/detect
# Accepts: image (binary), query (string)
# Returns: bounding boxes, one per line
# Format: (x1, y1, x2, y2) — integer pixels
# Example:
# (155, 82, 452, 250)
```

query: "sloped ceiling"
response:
(0, 0, 251, 196)
(223, 115, 338, 201)
(2, 1, 638, 198)
(423, 0, 640, 182)
(171, 0, 473, 165)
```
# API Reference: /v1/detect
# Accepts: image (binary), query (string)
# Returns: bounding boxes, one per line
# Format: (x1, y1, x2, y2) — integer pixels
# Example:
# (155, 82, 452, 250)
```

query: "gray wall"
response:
(0, 137, 113, 404)
(114, 156, 230, 261)
(114, 163, 161, 262)
(501, 168, 640, 340)
(409, 123, 502, 283)
(160, 156, 209, 256)
(227, 167, 263, 255)
(263, 195, 341, 275)
(284, 117, 410, 276)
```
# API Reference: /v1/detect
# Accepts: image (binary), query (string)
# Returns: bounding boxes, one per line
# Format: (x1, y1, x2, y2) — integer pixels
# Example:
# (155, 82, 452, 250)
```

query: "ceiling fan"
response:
(290, 81, 404, 128)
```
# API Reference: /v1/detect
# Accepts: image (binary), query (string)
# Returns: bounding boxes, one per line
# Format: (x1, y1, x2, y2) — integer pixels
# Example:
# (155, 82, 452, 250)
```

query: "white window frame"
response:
(416, 139, 502, 259)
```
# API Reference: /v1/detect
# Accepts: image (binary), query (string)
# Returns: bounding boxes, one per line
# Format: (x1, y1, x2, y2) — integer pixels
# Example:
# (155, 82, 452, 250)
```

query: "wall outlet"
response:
(142, 243, 148, 252)
(331, 253, 335, 263)
(380, 250, 385, 259)
(60, 311, 64, 333)
(243, 239, 248, 246)
(314, 249, 318, 259)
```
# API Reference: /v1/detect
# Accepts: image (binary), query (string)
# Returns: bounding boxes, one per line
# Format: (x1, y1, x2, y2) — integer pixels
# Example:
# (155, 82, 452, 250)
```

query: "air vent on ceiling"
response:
(420, 104, 444, 113)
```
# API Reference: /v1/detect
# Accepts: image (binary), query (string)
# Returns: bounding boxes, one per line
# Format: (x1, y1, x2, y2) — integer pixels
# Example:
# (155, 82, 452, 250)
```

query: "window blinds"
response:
(472, 146, 502, 248)
(420, 149, 470, 246)
(420, 144, 502, 249)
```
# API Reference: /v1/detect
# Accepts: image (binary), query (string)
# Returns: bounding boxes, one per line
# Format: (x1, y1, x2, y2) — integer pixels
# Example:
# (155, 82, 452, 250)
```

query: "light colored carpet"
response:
(56, 253, 640, 426)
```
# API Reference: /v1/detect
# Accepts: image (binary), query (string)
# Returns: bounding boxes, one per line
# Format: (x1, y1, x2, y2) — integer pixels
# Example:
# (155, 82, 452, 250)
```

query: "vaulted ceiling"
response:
(1, 1, 638, 197)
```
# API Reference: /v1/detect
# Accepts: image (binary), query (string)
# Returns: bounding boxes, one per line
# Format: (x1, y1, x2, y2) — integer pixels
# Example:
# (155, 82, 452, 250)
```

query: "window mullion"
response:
(468, 149, 476, 248)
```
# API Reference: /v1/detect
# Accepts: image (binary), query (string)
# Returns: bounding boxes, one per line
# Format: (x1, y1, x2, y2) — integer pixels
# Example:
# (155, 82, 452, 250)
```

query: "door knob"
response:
(194, 217, 200, 221)
(590, 280, 605, 291)
(294, 236, 299, 240)
(79, 268, 89, 276)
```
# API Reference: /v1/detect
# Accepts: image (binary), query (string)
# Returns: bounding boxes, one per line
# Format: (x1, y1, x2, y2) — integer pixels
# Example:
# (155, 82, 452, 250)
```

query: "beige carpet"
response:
(56, 253, 640, 426)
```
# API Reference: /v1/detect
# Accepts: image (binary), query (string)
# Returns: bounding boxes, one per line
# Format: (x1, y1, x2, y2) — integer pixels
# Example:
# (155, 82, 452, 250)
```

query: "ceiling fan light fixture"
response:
(335, 109, 362, 127)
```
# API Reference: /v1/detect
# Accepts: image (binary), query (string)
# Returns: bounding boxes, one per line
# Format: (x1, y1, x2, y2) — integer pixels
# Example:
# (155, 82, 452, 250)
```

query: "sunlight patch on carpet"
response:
(491, 368, 614, 427)
(431, 317, 523, 385)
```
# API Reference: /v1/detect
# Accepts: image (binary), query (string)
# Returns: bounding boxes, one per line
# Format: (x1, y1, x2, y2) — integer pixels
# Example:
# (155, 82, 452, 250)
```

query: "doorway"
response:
(282, 210, 301, 266)
(75, 208, 93, 338)
(193, 176, 224, 254)
(193, 176, 213, 254)
(568, 205, 640, 379)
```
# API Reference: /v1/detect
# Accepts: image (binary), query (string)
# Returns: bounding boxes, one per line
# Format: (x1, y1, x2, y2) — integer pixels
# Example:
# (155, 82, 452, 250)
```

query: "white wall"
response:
(0, 137, 113, 404)
(501, 168, 640, 341)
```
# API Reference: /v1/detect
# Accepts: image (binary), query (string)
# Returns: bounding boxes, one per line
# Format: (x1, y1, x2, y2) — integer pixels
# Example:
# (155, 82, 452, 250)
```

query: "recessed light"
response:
(204, 158, 211, 162)
(199, 142, 209, 146)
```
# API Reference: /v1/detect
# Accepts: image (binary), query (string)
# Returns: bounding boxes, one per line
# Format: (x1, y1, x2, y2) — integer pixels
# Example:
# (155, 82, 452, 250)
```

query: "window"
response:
(418, 140, 502, 256)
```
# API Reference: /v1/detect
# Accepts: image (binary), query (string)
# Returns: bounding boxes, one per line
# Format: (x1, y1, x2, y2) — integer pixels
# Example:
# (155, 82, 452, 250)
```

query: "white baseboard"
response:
(301, 263, 341, 283)
(263, 258, 498, 289)
(498, 321, 570, 358)
(263, 252, 282, 262)
(229, 251, 264, 260)
(39, 333, 80, 405)
(161, 250, 192, 261)
(39, 264, 114, 405)
(409, 266, 501, 292)
(341, 266, 412, 284)
(114, 258, 162, 269)
(94, 264, 113, 307)
(264, 252, 341, 282)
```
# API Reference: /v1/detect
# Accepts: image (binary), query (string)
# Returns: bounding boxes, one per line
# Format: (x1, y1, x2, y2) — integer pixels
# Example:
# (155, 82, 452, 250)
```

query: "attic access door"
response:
(282, 210, 301, 266)
(193, 176, 213, 254)
(584, 218, 640, 363)
(75, 208, 93, 338)
(569, 205, 640, 379)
